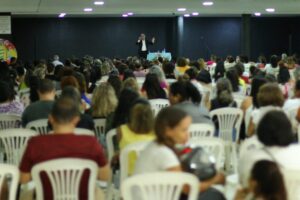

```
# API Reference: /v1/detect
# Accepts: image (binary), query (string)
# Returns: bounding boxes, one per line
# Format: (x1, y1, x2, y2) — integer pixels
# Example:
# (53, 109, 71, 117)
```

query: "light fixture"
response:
(265, 8, 275, 12)
(58, 13, 66, 18)
(177, 8, 187, 12)
(203, 1, 214, 6)
(84, 8, 93, 12)
(122, 14, 128, 17)
(192, 12, 199, 16)
(184, 14, 190, 17)
(94, 1, 104, 5)
(127, 12, 134, 16)
(254, 12, 261, 16)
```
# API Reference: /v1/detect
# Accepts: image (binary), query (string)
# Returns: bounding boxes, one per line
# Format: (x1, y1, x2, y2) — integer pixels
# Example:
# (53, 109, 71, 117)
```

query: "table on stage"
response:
(147, 51, 172, 61)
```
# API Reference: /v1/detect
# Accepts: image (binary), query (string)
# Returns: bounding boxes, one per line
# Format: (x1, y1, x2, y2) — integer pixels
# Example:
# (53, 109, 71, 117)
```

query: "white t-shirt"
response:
(283, 98, 300, 111)
(134, 141, 180, 174)
(239, 144, 300, 187)
(264, 64, 279, 77)
(141, 40, 147, 51)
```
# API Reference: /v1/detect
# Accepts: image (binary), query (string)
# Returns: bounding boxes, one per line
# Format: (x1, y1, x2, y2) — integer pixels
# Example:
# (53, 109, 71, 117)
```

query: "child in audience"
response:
(235, 160, 287, 200)
(135, 107, 225, 200)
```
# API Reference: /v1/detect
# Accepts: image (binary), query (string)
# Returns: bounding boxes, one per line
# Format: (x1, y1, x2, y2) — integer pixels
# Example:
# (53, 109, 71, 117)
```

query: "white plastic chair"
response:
(210, 108, 243, 142)
(121, 172, 199, 200)
(188, 123, 215, 140)
(0, 129, 37, 165)
(74, 128, 95, 136)
(106, 129, 117, 162)
(210, 108, 243, 173)
(94, 118, 106, 145)
(149, 99, 170, 116)
(0, 114, 22, 130)
(0, 164, 20, 200)
(120, 141, 150, 183)
(26, 119, 49, 135)
(282, 169, 300, 200)
(286, 107, 299, 134)
(31, 158, 98, 200)
(18, 88, 30, 108)
(166, 78, 176, 85)
(233, 94, 245, 108)
(188, 137, 225, 170)
(136, 77, 145, 89)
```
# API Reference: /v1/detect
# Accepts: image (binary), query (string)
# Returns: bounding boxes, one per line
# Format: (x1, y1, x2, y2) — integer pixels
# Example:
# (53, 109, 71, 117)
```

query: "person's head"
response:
(155, 107, 192, 148)
(73, 72, 87, 94)
(197, 58, 206, 70)
(226, 55, 235, 63)
(294, 79, 300, 98)
(270, 55, 279, 68)
(257, 83, 284, 107)
(142, 73, 165, 100)
(108, 75, 122, 97)
(60, 76, 80, 91)
(196, 70, 212, 84)
(53, 55, 59, 61)
(226, 69, 240, 92)
(234, 63, 245, 77)
(162, 62, 175, 76)
(149, 65, 166, 82)
(60, 86, 83, 112)
(0, 80, 14, 103)
(257, 110, 293, 147)
(140, 33, 146, 40)
(37, 79, 55, 100)
(91, 82, 118, 118)
(169, 81, 201, 105)
(176, 57, 188, 67)
(128, 98, 154, 133)
(123, 69, 135, 81)
(278, 61, 290, 84)
(258, 55, 267, 65)
(122, 77, 139, 93)
(112, 88, 140, 127)
(240, 55, 249, 64)
(49, 97, 80, 129)
(249, 160, 287, 200)
(216, 78, 234, 105)
(251, 77, 267, 108)
(185, 67, 198, 80)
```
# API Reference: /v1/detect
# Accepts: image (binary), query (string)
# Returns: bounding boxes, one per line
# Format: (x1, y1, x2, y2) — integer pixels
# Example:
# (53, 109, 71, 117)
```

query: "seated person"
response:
(22, 79, 55, 127)
(0, 80, 23, 115)
(19, 96, 111, 200)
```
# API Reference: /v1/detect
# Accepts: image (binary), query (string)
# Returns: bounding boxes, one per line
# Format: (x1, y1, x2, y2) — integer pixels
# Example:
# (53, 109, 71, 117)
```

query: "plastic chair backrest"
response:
(210, 108, 243, 142)
(0, 114, 22, 131)
(188, 123, 215, 140)
(188, 137, 225, 170)
(18, 88, 30, 108)
(32, 158, 98, 200)
(94, 118, 106, 144)
(282, 169, 300, 200)
(121, 172, 199, 200)
(0, 128, 37, 165)
(0, 164, 20, 200)
(74, 128, 95, 136)
(26, 119, 49, 135)
(106, 129, 117, 162)
(120, 141, 150, 183)
(149, 99, 170, 116)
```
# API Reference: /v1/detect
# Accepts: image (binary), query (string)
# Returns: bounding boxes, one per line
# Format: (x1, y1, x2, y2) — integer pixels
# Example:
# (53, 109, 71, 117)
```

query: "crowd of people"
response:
(1, 52, 300, 200)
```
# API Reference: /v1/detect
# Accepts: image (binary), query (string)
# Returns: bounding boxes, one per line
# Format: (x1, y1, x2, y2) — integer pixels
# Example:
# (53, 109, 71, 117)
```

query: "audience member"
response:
(0, 80, 23, 115)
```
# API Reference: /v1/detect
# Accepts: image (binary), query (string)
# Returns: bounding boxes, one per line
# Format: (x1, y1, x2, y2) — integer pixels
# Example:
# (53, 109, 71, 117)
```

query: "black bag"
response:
(180, 146, 217, 181)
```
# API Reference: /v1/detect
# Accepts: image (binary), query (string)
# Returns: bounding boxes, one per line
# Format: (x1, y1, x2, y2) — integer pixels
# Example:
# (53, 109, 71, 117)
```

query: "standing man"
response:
(136, 33, 155, 59)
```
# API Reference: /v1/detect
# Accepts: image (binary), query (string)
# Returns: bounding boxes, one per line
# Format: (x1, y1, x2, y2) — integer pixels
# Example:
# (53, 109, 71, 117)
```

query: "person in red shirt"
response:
(19, 96, 111, 200)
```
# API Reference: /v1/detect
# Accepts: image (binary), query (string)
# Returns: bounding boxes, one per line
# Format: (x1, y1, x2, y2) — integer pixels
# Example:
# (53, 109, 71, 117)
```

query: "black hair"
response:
(226, 69, 240, 92)
(270, 55, 279, 68)
(251, 77, 267, 108)
(61, 86, 81, 104)
(142, 73, 166, 99)
(0, 80, 14, 103)
(196, 70, 212, 84)
(257, 110, 293, 146)
(234, 63, 245, 77)
(214, 61, 225, 81)
(185, 67, 198, 80)
(38, 79, 55, 94)
(107, 75, 122, 97)
(176, 57, 187, 67)
(170, 81, 201, 105)
(277, 63, 290, 84)
(296, 79, 300, 91)
(123, 69, 136, 81)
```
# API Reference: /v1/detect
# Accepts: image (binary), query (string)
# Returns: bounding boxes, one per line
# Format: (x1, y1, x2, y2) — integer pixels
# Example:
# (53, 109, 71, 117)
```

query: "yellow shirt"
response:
(119, 124, 155, 175)
(175, 66, 190, 77)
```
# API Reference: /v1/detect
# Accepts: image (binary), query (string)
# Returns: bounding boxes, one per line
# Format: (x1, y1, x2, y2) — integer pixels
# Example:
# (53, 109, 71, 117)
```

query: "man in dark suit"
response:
(136, 33, 155, 59)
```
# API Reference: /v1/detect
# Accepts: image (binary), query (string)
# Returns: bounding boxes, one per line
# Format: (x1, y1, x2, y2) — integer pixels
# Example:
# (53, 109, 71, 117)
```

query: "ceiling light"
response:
(203, 1, 214, 6)
(177, 8, 186, 12)
(84, 8, 93, 12)
(192, 12, 199, 16)
(127, 12, 134, 16)
(184, 14, 190, 17)
(94, 1, 104, 5)
(254, 12, 261, 16)
(122, 14, 128, 17)
(266, 8, 275, 12)
(58, 13, 66, 18)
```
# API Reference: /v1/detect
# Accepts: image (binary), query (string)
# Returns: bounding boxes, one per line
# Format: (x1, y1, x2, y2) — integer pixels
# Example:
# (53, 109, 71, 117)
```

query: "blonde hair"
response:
(128, 102, 154, 133)
(122, 78, 140, 93)
(91, 82, 118, 117)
